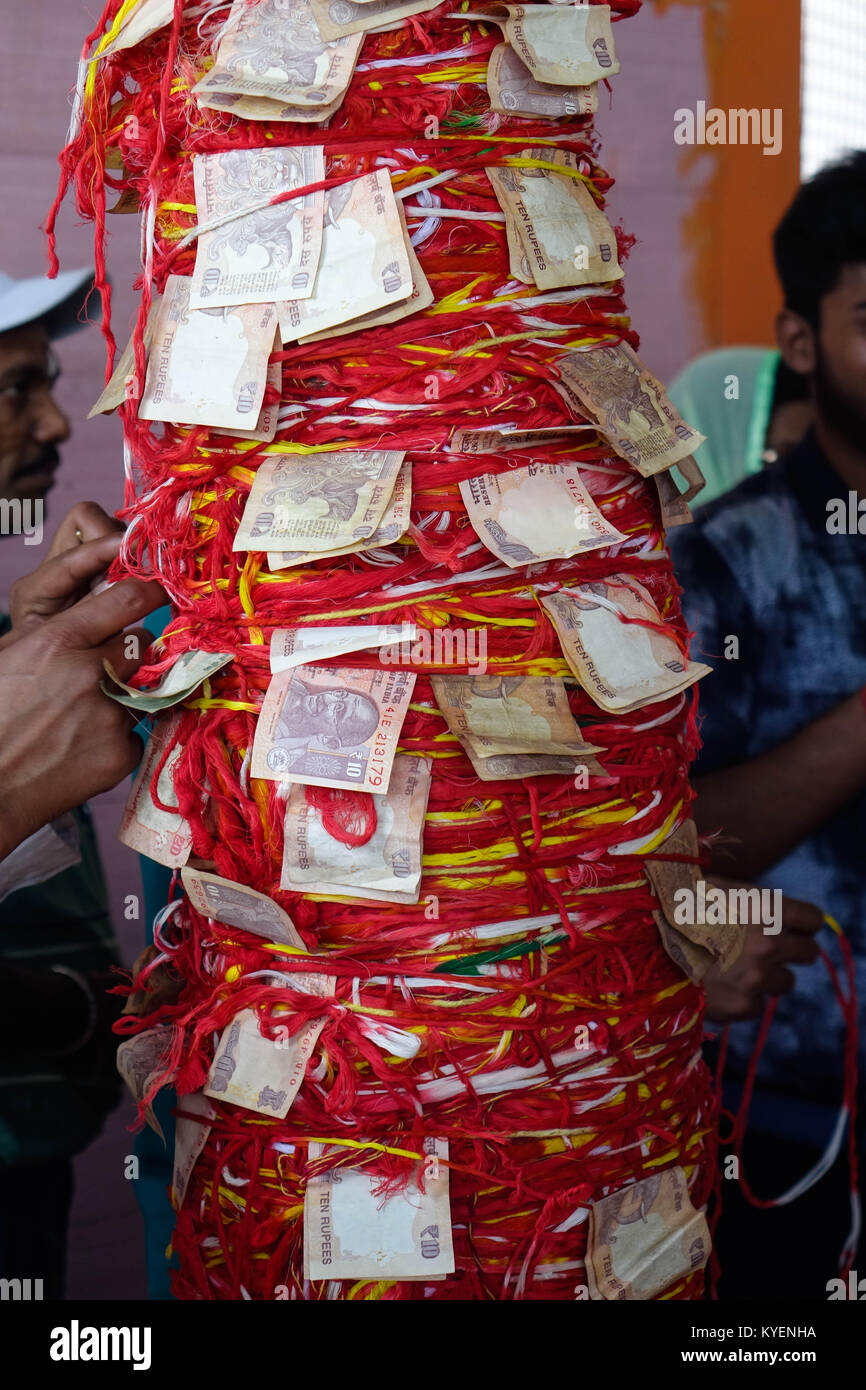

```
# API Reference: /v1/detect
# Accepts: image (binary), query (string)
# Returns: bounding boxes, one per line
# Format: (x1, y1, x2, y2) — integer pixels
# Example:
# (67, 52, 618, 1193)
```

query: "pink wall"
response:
(0, 4, 150, 1299)
(0, 3, 147, 935)
(596, 3, 710, 379)
(0, 0, 710, 1298)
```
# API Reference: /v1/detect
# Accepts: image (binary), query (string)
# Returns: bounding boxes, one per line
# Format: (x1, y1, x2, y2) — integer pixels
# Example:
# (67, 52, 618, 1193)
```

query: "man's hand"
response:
(0, 575, 165, 859)
(45, 500, 123, 561)
(704, 882, 823, 1023)
(2, 502, 124, 645)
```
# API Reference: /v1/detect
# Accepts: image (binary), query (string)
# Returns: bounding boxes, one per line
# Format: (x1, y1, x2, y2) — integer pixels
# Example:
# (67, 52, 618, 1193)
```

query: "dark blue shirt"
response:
(670, 431, 866, 1109)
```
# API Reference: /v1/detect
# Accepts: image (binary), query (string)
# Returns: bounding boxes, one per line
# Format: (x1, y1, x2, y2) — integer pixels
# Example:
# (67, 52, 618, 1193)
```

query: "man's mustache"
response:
(15, 446, 61, 479)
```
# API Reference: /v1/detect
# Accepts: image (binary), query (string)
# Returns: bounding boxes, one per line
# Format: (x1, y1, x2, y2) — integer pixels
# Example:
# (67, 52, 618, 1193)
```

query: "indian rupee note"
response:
(505, 210, 533, 283)
(121, 942, 183, 1019)
(299, 201, 432, 342)
(118, 712, 193, 868)
(463, 745, 607, 782)
(281, 754, 431, 902)
(431, 673, 599, 758)
(266, 458, 412, 567)
(554, 342, 705, 476)
(304, 1136, 454, 1280)
(654, 467, 692, 528)
(465, 4, 619, 86)
(96, 0, 173, 59)
(450, 424, 596, 453)
(88, 301, 160, 417)
(644, 826, 745, 970)
(234, 449, 404, 552)
(251, 663, 416, 793)
(459, 462, 624, 566)
(172, 1092, 216, 1209)
(192, 0, 362, 107)
(220, 342, 283, 442)
(278, 170, 412, 342)
(180, 863, 305, 948)
(195, 89, 345, 124)
(270, 623, 416, 672)
(101, 650, 234, 713)
(310, 0, 440, 41)
(205, 1002, 330, 1119)
(654, 455, 706, 529)
(642, 817, 701, 918)
(653, 910, 716, 985)
(190, 145, 325, 308)
(138, 275, 277, 430)
(116, 1028, 173, 1140)
(540, 576, 712, 713)
(487, 42, 597, 119)
(487, 149, 622, 289)
(586, 1167, 711, 1300)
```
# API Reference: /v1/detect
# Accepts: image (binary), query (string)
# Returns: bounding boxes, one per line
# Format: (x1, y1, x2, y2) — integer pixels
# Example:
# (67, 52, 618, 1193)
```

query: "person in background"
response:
(670, 152, 866, 1299)
(0, 267, 163, 1299)
(668, 347, 814, 507)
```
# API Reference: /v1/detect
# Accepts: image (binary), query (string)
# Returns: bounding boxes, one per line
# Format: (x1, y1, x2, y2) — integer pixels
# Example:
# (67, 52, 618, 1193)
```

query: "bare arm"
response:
(694, 690, 866, 880)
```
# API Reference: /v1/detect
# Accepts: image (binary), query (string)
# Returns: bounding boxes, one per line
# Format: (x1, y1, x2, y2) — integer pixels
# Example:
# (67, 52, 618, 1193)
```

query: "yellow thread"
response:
(187, 697, 259, 712)
(306, 1136, 425, 1161)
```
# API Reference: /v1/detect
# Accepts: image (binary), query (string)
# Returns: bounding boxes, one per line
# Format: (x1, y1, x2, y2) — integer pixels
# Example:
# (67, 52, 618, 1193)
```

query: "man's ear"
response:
(776, 307, 817, 376)
(319, 735, 342, 751)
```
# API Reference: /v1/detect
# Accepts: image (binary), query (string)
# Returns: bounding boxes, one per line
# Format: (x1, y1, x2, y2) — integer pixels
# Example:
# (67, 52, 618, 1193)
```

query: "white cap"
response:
(0, 266, 95, 340)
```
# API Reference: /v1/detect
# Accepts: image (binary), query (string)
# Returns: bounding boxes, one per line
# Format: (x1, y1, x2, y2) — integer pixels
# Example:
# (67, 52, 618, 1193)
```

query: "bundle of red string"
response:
(48, 0, 726, 1301)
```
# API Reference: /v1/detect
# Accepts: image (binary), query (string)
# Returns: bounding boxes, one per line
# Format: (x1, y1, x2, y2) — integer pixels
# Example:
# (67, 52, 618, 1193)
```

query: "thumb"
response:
(20, 533, 124, 612)
(47, 578, 166, 651)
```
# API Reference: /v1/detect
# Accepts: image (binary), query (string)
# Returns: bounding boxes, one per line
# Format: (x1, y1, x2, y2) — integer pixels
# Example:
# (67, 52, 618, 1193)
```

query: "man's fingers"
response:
(703, 972, 764, 1023)
(48, 578, 166, 651)
(115, 726, 148, 781)
(47, 502, 122, 560)
(764, 964, 797, 997)
(101, 627, 154, 684)
(14, 534, 124, 615)
(776, 931, 821, 967)
(781, 896, 825, 935)
(732, 997, 765, 1023)
(64, 533, 124, 582)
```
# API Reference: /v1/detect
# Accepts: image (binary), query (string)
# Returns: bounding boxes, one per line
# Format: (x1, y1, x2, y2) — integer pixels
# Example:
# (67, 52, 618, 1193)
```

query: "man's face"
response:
(0, 322, 69, 500)
(296, 687, 373, 744)
(813, 263, 866, 450)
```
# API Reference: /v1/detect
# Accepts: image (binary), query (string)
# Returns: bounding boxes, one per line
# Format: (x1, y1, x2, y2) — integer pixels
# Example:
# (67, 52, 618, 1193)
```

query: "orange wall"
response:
(664, 0, 803, 346)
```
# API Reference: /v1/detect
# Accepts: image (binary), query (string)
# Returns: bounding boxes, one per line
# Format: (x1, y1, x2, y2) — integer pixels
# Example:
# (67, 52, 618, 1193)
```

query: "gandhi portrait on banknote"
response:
(220, 0, 329, 86)
(265, 677, 380, 774)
